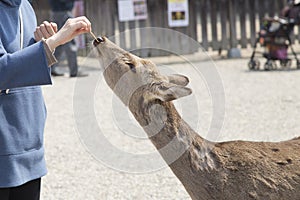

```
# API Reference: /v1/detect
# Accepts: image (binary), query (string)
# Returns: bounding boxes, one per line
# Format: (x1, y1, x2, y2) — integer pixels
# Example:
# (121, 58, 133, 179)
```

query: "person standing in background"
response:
(281, 0, 300, 22)
(48, 0, 88, 77)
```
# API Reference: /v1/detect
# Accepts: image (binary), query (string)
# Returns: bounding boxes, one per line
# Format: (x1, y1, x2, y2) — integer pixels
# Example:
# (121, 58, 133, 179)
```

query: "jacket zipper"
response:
(2, 8, 23, 95)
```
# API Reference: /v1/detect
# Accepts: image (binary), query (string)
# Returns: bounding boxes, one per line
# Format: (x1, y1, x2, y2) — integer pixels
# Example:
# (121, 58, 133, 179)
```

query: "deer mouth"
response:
(93, 37, 105, 46)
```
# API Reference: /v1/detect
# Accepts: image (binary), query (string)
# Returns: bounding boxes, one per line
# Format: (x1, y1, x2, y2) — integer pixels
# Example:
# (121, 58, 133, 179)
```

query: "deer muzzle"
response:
(93, 37, 105, 46)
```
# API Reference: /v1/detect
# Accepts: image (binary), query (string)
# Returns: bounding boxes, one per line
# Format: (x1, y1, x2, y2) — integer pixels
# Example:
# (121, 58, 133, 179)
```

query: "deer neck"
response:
(129, 98, 217, 172)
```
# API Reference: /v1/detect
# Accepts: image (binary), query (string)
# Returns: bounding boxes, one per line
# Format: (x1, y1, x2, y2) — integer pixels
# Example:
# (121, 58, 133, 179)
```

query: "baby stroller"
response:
(248, 16, 300, 70)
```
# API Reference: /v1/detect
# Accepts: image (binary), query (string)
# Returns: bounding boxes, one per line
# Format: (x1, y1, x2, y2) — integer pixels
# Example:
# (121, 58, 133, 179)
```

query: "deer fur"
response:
(94, 37, 300, 200)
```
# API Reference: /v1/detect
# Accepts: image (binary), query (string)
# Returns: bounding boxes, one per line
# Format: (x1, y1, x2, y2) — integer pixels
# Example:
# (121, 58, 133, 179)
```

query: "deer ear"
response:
(151, 82, 192, 102)
(167, 74, 189, 86)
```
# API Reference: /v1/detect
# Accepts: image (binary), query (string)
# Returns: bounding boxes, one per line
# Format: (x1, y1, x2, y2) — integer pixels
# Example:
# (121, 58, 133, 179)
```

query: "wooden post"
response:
(227, 0, 241, 58)
(138, 20, 149, 57)
(239, 0, 247, 48)
(220, 0, 229, 50)
(129, 21, 137, 50)
(210, 0, 219, 50)
(199, 0, 208, 50)
(248, 0, 257, 46)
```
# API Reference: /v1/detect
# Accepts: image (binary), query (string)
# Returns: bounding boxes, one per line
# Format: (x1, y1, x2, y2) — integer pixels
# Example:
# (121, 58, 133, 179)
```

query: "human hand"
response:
(46, 16, 91, 52)
(34, 21, 58, 41)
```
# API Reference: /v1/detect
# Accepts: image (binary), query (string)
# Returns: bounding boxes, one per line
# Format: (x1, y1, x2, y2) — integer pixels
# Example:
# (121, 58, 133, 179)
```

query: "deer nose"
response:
(93, 37, 105, 46)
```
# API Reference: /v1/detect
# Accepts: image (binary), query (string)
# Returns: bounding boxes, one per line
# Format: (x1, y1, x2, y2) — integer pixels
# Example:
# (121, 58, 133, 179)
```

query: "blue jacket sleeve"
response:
(0, 40, 52, 90)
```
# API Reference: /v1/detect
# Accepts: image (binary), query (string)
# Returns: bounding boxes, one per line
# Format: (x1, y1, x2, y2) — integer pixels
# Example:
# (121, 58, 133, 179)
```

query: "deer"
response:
(93, 37, 300, 200)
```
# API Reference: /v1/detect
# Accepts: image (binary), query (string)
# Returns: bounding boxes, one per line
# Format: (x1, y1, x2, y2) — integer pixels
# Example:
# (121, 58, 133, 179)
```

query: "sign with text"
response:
(168, 0, 189, 27)
(118, 0, 147, 22)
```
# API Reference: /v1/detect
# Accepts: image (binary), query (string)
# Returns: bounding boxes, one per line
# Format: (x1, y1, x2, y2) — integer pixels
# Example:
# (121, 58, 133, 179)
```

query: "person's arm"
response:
(0, 16, 92, 90)
(0, 39, 52, 90)
(44, 16, 92, 52)
(35, 16, 91, 52)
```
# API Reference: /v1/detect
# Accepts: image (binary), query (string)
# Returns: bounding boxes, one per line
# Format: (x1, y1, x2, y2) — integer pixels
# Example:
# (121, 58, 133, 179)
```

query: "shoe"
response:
(70, 71, 88, 78)
(51, 71, 64, 76)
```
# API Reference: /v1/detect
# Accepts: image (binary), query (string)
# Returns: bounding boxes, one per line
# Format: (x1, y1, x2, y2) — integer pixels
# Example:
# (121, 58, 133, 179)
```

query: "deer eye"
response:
(127, 63, 136, 73)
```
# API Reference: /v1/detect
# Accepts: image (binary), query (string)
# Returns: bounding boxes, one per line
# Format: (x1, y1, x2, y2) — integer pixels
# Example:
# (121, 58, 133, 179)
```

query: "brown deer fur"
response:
(94, 37, 300, 200)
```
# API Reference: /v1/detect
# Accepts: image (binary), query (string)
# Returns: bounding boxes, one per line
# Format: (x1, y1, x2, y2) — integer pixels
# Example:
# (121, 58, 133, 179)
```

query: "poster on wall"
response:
(118, 0, 147, 22)
(168, 0, 189, 27)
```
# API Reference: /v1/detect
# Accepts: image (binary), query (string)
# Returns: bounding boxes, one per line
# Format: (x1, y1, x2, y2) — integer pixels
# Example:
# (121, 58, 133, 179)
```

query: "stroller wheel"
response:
(248, 59, 260, 70)
(264, 60, 276, 71)
(297, 60, 300, 69)
(280, 59, 291, 69)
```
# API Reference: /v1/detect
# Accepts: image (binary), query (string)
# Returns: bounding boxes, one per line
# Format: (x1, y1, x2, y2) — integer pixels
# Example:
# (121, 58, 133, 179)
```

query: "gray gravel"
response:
(41, 53, 300, 200)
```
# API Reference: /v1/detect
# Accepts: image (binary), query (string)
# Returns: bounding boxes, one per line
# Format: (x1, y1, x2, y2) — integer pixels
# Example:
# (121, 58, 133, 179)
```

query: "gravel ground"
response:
(41, 52, 300, 200)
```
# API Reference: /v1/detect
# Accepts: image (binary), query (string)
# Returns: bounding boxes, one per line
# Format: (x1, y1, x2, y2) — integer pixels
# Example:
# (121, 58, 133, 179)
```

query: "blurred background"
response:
(32, 0, 295, 58)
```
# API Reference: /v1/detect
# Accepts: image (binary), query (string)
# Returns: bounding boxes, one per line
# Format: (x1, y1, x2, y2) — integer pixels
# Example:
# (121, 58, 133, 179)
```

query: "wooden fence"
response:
(33, 0, 291, 57)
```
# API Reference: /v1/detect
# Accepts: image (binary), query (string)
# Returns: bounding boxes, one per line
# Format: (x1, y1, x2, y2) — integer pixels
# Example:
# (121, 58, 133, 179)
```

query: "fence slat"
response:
(138, 20, 149, 57)
(199, 0, 208, 50)
(228, 0, 238, 48)
(188, 0, 198, 53)
(129, 21, 137, 50)
(148, 0, 169, 57)
(210, 0, 219, 50)
(220, 0, 228, 50)
(118, 22, 126, 49)
(239, 0, 247, 48)
(267, 0, 275, 17)
(105, 0, 116, 39)
(33, 0, 295, 57)
(248, 0, 257, 46)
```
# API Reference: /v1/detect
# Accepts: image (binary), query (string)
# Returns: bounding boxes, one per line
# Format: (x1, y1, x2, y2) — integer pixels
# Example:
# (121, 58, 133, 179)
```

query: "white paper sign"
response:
(118, 0, 147, 22)
(168, 0, 189, 27)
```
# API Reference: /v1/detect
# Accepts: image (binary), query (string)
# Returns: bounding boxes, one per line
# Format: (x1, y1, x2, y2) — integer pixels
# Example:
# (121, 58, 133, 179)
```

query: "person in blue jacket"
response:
(0, 0, 92, 199)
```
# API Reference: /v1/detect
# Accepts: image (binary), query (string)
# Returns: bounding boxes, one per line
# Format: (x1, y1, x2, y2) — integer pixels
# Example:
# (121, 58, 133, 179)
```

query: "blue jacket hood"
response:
(1, 0, 21, 7)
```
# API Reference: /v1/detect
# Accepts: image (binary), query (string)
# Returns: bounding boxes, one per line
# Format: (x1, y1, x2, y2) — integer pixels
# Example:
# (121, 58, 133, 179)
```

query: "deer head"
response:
(94, 37, 192, 126)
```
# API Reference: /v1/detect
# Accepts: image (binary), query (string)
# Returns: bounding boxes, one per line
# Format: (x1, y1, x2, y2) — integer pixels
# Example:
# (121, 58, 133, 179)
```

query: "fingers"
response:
(45, 16, 92, 49)
(50, 22, 58, 33)
(71, 21, 91, 35)
(41, 21, 56, 37)
(73, 16, 92, 30)
(66, 16, 92, 33)
(34, 21, 57, 41)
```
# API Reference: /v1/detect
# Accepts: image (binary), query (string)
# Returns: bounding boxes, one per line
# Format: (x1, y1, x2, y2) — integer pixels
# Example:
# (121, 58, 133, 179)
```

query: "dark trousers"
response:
(51, 11, 79, 76)
(0, 179, 41, 200)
